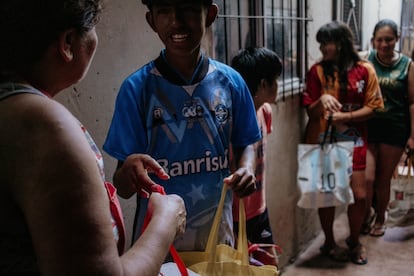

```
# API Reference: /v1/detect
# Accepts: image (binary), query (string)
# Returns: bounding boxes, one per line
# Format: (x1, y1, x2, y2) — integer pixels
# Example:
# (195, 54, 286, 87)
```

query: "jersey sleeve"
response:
(230, 72, 261, 147)
(302, 64, 322, 107)
(103, 75, 147, 161)
(261, 103, 273, 135)
(362, 62, 384, 110)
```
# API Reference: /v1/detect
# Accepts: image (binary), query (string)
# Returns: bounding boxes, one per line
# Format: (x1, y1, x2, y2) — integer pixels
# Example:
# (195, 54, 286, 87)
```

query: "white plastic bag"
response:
(159, 262, 201, 276)
(297, 141, 354, 208)
(387, 156, 414, 226)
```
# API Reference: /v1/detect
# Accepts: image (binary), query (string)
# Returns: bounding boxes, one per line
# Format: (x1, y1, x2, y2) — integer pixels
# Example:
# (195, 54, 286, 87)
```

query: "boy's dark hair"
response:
(231, 47, 282, 96)
(142, 0, 213, 9)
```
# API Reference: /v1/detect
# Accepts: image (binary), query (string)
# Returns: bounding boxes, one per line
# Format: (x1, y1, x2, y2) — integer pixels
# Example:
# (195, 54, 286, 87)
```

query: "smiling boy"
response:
(104, 0, 261, 252)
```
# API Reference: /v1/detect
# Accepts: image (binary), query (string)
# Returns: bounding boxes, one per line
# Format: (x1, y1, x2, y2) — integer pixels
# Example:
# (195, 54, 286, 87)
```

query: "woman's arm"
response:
(122, 192, 186, 275)
(307, 94, 343, 119)
(328, 105, 374, 124)
(303, 65, 342, 119)
(14, 97, 185, 276)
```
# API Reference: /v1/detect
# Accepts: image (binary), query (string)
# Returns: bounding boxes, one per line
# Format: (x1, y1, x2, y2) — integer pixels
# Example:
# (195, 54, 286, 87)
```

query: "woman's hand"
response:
(320, 94, 342, 112)
(324, 110, 351, 124)
(149, 193, 186, 239)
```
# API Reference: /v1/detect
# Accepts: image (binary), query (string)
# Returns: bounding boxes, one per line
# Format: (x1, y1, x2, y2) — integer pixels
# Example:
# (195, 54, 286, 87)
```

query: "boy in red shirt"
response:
(231, 47, 283, 266)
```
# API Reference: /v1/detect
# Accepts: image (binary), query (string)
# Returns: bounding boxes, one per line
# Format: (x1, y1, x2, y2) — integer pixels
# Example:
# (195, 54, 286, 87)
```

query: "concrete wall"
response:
(266, 95, 319, 266)
(54, 0, 403, 269)
(56, 0, 163, 248)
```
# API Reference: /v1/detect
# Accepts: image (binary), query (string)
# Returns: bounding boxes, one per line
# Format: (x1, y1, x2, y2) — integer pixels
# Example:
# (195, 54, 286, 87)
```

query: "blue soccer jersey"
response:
(104, 52, 261, 251)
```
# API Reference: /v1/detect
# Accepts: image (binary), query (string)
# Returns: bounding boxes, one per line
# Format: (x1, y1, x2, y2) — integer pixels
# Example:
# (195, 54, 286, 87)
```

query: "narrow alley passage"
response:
(281, 211, 414, 276)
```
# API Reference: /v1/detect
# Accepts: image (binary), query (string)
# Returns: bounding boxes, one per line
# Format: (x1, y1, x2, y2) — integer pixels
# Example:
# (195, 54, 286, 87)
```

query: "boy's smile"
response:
(145, 0, 218, 79)
(146, 1, 217, 58)
(171, 33, 189, 43)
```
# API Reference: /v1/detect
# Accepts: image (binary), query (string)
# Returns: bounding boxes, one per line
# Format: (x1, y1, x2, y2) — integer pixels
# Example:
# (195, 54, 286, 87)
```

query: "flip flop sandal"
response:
(346, 238, 368, 265)
(349, 244, 368, 265)
(319, 244, 350, 262)
(369, 224, 386, 237)
(360, 211, 377, 235)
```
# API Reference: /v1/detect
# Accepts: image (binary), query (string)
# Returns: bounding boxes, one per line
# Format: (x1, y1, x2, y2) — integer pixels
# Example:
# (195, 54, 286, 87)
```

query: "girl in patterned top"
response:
(302, 21, 383, 265)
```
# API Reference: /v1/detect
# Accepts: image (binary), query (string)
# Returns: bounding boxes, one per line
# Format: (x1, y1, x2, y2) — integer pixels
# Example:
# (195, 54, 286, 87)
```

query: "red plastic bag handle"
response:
(248, 243, 283, 255)
(142, 184, 189, 276)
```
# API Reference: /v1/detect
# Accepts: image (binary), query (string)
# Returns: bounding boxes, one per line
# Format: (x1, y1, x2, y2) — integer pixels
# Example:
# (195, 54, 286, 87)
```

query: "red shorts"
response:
(352, 145, 367, 171)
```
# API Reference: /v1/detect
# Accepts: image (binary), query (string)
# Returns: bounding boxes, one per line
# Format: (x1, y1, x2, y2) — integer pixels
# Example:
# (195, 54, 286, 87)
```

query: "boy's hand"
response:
(115, 154, 170, 198)
(224, 167, 256, 198)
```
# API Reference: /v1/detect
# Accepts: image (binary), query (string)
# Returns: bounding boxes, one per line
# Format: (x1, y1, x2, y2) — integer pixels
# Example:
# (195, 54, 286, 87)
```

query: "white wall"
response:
(307, 0, 334, 66)
(308, 0, 403, 61)
(361, 0, 402, 51)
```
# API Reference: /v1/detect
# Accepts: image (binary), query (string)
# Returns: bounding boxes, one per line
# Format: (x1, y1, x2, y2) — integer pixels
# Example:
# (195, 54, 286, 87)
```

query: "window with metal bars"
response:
(339, 0, 362, 50)
(400, 0, 414, 57)
(210, 0, 310, 100)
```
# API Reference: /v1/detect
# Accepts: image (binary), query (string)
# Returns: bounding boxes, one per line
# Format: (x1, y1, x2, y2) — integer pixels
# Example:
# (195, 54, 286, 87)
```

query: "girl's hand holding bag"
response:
(297, 116, 355, 209)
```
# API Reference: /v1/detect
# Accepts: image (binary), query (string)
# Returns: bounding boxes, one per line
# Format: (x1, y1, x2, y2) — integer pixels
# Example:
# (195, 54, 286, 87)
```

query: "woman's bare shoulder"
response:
(0, 93, 97, 193)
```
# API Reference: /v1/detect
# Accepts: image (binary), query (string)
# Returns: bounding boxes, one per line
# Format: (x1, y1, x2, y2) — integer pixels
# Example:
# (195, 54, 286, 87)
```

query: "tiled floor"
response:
(281, 211, 414, 276)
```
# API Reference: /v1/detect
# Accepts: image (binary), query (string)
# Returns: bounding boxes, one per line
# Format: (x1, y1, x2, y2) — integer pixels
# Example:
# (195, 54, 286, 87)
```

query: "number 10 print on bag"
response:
(296, 141, 355, 209)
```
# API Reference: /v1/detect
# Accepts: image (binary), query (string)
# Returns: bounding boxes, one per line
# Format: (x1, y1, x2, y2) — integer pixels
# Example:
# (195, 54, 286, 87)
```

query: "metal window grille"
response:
(210, 0, 311, 100)
(342, 0, 362, 49)
(333, 0, 362, 49)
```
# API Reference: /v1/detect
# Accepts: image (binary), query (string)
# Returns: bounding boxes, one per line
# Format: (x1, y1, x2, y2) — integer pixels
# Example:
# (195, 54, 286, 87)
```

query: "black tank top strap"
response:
(0, 82, 45, 101)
